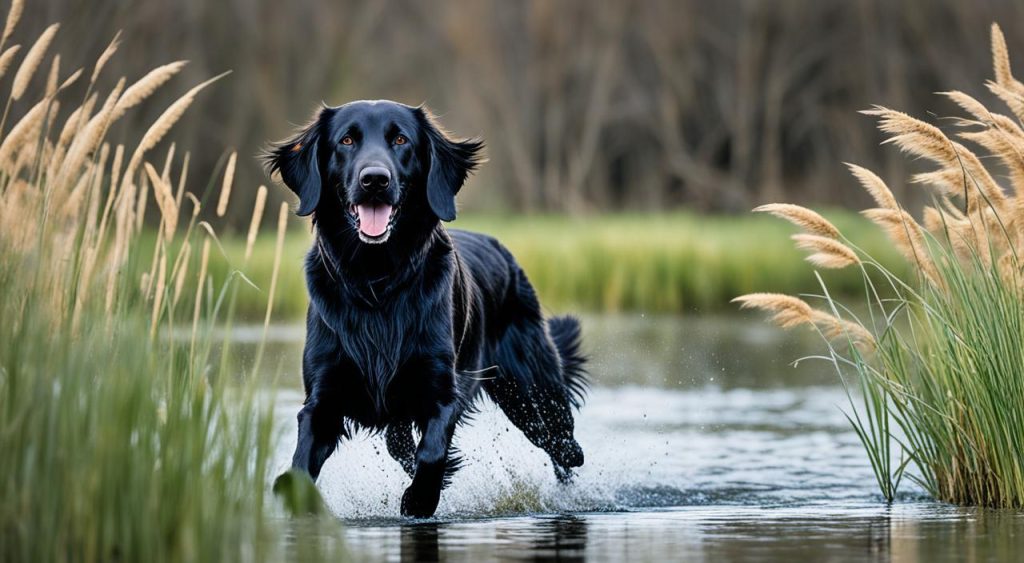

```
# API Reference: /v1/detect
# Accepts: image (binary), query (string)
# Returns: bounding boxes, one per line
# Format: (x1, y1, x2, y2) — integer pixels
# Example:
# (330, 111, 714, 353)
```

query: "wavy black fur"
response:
(548, 315, 588, 409)
(264, 100, 589, 518)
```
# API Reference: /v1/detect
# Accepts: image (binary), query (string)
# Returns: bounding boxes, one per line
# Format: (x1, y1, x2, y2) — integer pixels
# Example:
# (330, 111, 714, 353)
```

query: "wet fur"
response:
(264, 100, 588, 518)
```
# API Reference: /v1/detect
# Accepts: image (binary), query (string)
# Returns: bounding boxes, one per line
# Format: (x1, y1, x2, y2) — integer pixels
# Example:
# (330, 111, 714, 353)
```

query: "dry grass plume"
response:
(753, 203, 842, 239)
(217, 150, 236, 217)
(10, 22, 57, 101)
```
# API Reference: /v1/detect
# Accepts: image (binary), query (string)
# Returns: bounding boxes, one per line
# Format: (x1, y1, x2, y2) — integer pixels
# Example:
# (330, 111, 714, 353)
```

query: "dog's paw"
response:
(554, 464, 576, 484)
(550, 437, 584, 469)
(273, 469, 325, 516)
(401, 484, 441, 518)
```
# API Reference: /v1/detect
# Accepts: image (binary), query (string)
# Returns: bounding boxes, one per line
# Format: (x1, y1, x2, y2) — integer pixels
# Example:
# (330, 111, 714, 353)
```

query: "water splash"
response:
(271, 384, 883, 522)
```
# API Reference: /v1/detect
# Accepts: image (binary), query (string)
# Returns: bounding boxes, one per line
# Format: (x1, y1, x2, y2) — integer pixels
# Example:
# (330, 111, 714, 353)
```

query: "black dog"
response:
(264, 100, 588, 518)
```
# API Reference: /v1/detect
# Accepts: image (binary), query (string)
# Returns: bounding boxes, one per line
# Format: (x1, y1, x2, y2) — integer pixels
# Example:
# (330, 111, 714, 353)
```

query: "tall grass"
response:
(0, 10, 341, 561)
(736, 24, 1024, 507)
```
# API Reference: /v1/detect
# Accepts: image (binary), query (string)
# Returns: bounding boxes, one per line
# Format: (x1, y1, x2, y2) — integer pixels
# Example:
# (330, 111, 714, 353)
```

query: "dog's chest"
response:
(334, 300, 414, 365)
(317, 291, 453, 421)
(319, 285, 447, 373)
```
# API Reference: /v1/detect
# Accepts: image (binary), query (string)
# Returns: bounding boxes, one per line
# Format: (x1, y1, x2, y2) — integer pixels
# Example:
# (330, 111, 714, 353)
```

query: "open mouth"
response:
(350, 203, 399, 244)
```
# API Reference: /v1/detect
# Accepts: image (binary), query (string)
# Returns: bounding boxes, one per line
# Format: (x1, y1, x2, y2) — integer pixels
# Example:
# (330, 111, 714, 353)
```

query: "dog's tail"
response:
(548, 315, 588, 409)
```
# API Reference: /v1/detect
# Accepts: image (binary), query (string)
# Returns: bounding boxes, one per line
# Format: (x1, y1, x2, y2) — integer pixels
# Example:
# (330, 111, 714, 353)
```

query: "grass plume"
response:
(9, 21, 56, 101)
(217, 149, 236, 217)
(753, 203, 842, 238)
(246, 185, 267, 263)
(112, 60, 187, 121)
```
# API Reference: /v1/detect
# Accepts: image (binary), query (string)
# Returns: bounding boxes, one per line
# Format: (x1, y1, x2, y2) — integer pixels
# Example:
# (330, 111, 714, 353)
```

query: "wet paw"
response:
(550, 438, 584, 469)
(401, 484, 441, 518)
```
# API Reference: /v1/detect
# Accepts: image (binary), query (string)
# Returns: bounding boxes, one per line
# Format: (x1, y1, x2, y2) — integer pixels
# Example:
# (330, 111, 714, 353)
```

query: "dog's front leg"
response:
(288, 394, 347, 481)
(401, 399, 458, 518)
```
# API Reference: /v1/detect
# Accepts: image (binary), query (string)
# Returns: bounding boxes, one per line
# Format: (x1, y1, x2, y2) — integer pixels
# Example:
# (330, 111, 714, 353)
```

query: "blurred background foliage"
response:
(19, 0, 1024, 226)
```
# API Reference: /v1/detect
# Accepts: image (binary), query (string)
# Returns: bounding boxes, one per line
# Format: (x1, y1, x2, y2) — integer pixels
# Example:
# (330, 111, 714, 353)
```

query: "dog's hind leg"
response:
(487, 375, 583, 482)
(484, 317, 587, 482)
(386, 421, 417, 477)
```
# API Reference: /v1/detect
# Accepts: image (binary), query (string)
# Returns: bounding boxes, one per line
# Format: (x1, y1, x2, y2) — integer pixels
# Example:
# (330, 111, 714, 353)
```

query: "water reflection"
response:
(399, 523, 440, 562)
(499, 516, 587, 562)
(341, 507, 1024, 562)
(391, 517, 588, 562)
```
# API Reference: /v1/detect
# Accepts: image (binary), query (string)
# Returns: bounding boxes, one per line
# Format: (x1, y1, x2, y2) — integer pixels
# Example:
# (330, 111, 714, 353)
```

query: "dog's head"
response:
(264, 100, 483, 244)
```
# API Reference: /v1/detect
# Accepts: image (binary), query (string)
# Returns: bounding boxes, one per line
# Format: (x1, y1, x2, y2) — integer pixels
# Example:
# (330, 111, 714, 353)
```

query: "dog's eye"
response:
(340, 136, 354, 146)
(393, 135, 407, 146)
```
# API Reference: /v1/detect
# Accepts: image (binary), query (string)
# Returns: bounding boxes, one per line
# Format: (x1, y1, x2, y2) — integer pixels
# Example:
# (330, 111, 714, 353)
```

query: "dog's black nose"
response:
(359, 167, 391, 190)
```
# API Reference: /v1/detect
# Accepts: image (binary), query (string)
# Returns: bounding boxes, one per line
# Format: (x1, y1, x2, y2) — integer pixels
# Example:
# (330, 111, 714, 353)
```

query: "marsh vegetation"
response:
(739, 24, 1024, 508)
(0, 7, 341, 560)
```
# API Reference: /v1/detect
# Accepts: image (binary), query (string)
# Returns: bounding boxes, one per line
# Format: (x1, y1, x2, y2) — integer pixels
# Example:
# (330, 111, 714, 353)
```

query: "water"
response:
(241, 315, 1024, 561)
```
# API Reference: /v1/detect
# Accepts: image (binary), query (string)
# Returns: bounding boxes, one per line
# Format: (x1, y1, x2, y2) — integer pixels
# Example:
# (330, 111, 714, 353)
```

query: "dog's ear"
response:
(416, 107, 484, 222)
(263, 108, 334, 216)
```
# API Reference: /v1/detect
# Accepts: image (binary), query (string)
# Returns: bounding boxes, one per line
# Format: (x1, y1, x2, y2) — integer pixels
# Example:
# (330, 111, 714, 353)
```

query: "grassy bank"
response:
(737, 24, 1024, 508)
(0, 14, 341, 561)
(214, 211, 909, 321)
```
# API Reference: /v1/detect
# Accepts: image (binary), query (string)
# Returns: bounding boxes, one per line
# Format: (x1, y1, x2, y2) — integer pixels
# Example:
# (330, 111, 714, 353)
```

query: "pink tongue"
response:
(356, 204, 393, 237)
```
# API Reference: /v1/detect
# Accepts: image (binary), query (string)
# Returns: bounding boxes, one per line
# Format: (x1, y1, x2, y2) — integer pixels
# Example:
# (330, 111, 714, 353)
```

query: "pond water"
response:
(242, 315, 1024, 561)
